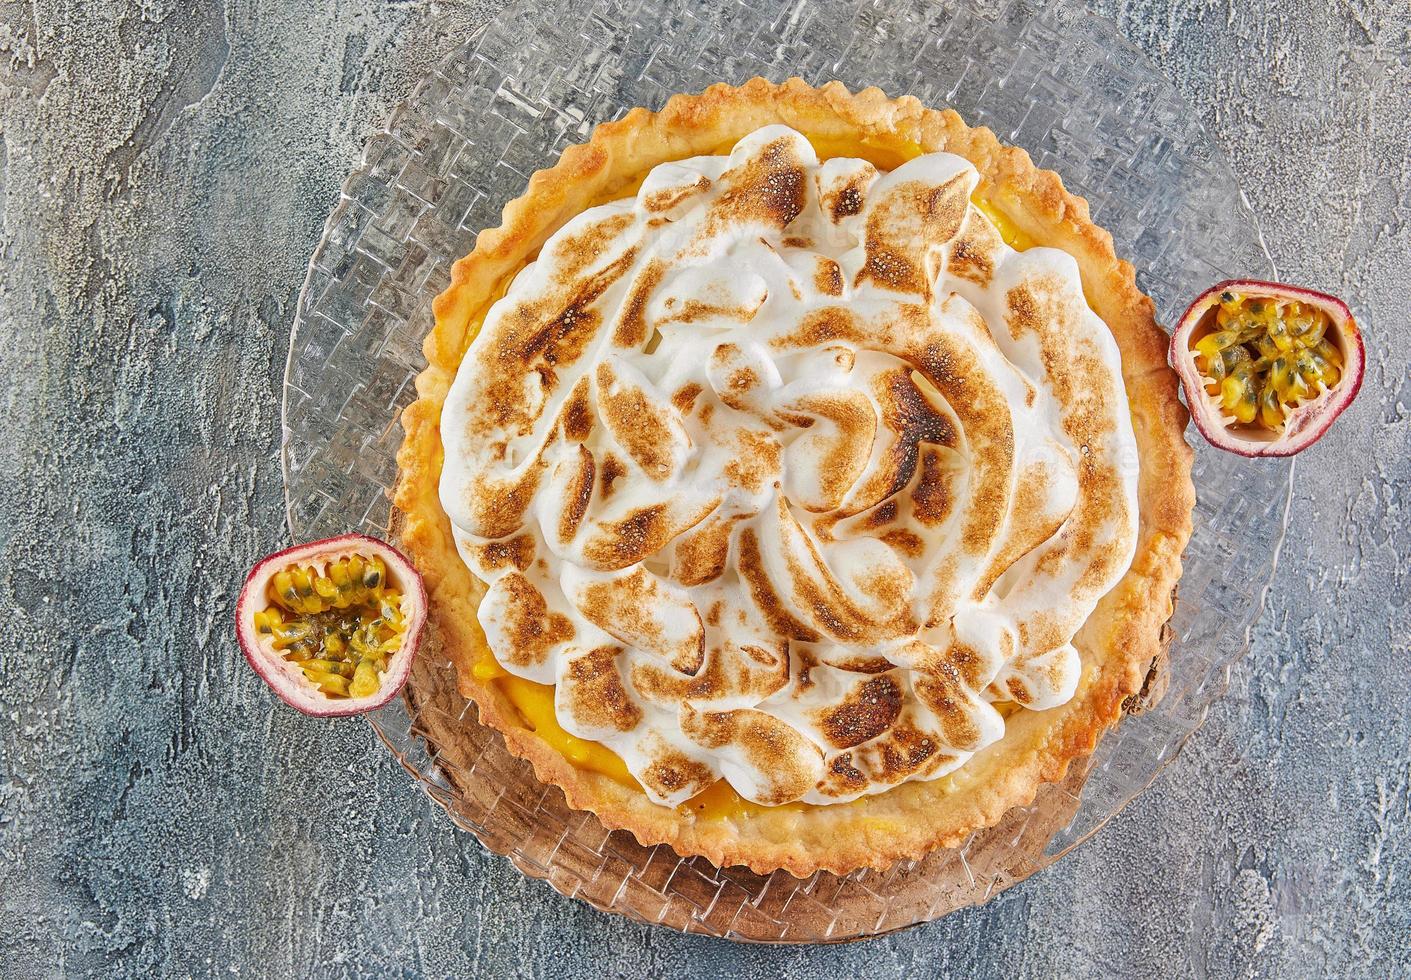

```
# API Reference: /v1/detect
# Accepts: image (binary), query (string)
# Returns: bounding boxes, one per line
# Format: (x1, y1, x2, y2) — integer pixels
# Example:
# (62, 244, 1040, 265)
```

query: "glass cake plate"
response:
(281, 0, 1291, 943)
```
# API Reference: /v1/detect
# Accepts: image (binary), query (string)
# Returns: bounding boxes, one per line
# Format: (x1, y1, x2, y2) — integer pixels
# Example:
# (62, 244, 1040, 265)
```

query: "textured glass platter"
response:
(281, 0, 1291, 943)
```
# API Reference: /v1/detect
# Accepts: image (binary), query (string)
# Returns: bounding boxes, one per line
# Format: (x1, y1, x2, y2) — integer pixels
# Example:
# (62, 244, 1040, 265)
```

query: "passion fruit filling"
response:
(252, 556, 406, 699)
(1194, 291, 1343, 430)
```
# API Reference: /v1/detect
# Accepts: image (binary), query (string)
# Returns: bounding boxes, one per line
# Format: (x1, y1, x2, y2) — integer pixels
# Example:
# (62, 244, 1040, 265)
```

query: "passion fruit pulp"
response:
(1171, 279, 1364, 457)
(237, 534, 425, 716)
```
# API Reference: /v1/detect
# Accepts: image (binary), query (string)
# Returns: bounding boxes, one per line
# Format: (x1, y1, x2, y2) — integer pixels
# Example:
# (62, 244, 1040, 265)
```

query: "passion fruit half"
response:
(236, 534, 426, 716)
(1171, 279, 1365, 457)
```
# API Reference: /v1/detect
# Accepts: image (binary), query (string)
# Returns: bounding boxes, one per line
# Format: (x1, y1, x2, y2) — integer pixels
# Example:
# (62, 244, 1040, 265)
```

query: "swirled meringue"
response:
(440, 126, 1139, 807)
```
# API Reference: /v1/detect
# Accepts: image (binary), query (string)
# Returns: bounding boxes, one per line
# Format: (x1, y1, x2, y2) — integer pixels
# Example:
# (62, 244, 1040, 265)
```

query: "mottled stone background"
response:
(1, 0, 1407, 976)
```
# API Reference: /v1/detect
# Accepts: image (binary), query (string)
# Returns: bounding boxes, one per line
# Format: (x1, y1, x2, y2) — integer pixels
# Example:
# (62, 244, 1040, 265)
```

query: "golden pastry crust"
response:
(393, 78, 1194, 877)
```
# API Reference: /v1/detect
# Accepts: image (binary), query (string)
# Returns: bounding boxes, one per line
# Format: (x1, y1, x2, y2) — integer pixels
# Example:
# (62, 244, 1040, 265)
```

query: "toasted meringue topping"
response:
(440, 127, 1139, 807)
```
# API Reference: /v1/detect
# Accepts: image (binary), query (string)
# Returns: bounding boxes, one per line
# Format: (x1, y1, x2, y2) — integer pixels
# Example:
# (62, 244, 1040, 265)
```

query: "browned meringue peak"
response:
(440, 126, 1139, 807)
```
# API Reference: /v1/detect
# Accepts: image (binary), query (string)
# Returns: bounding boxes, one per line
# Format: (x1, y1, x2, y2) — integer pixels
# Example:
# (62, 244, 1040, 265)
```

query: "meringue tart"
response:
(394, 78, 1194, 877)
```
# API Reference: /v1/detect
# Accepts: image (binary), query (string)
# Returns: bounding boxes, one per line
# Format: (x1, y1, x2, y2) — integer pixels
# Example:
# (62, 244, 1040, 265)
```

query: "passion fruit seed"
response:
(1194, 292, 1343, 431)
(252, 555, 406, 699)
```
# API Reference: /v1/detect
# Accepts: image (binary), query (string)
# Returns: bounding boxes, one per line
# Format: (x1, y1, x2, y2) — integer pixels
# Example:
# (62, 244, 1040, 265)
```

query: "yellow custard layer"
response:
(460, 135, 1036, 820)
(471, 649, 638, 784)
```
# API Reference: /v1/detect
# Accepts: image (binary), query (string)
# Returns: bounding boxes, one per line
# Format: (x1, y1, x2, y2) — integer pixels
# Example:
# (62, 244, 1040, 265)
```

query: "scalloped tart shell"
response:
(393, 78, 1194, 877)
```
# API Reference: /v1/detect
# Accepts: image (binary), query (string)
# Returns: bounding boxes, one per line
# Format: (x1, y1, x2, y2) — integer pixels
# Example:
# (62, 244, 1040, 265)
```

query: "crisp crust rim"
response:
(392, 77, 1195, 878)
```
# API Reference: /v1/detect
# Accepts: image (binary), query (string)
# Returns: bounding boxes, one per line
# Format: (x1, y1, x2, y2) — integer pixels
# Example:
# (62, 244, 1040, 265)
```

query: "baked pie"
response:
(394, 78, 1193, 876)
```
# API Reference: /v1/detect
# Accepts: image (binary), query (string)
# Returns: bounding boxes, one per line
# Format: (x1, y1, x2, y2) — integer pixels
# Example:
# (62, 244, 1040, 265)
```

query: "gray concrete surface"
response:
(1, 1, 1407, 977)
